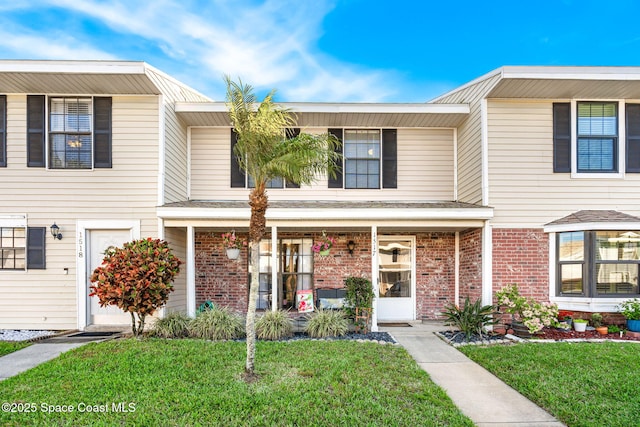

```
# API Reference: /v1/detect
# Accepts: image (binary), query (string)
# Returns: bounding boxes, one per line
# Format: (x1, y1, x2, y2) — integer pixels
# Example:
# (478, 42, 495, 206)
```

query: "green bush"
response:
(618, 298, 640, 320)
(150, 312, 191, 338)
(344, 276, 375, 318)
(305, 309, 349, 338)
(255, 309, 293, 340)
(442, 297, 497, 341)
(190, 306, 245, 340)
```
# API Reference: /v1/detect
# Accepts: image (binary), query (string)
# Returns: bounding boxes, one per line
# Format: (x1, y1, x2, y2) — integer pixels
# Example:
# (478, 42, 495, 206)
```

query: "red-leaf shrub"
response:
(89, 238, 182, 337)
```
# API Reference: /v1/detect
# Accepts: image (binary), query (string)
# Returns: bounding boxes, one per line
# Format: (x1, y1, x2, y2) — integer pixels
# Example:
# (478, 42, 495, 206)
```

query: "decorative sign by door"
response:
(297, 289, 314, 313)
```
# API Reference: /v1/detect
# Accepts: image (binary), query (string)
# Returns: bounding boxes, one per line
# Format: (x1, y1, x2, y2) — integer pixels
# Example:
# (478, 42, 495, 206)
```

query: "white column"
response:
(271, 226, 278, 311)
(454, 231, 460, 307)
(371, 225, 379, 332)
(482, 222, 493, 307)
(187, 225, 196, 317)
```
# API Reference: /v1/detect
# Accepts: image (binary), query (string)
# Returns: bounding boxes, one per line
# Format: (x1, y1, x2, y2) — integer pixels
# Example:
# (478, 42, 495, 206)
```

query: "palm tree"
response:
(225, 77, 341, 376)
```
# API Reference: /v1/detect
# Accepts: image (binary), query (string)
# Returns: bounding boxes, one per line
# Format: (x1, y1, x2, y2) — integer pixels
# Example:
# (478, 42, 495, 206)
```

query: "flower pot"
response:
(319, 249, 330, 256)
(627, 319, 640, 332)
(595, 326, 608, 335)
(226, 248, 241, 260)
(574, 321, 588, 332)
(510, 321, 531, 338)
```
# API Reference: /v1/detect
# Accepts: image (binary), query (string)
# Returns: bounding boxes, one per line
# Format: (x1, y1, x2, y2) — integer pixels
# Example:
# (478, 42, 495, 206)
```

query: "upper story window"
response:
(344, 129, 381, 189)
(27, 95, 112, 169)
(553, 101, 640, 176)
(556, 230, 640, 297)
(576, 102, 617, 173)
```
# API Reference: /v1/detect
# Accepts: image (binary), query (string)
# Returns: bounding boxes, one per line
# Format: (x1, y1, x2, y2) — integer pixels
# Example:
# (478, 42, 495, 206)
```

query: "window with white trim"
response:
(344, 129, 381, 189)
(557, 230, 640, 296)
(0, 227, 25, 270)
(577, 102, 618, 173)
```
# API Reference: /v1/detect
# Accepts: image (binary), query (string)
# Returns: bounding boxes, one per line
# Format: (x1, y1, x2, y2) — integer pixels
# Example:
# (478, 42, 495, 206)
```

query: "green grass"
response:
(461, 342, 640, 427)
(0, 339, 473, 426)
(0, 341, 30, 357)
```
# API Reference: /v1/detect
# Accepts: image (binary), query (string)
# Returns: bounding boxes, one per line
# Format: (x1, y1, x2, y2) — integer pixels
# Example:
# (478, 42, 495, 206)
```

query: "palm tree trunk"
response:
(246, 183, 268, 375)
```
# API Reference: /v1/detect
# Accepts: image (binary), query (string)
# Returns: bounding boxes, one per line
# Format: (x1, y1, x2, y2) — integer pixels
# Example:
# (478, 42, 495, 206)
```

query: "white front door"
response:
(377, 237, 415, 321)
(87, 229, 132, 326)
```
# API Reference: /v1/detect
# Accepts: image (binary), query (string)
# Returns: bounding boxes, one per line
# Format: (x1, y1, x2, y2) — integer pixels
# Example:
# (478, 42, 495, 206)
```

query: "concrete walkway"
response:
(0, 343, 85, 381)
(380, 322, 565, 427)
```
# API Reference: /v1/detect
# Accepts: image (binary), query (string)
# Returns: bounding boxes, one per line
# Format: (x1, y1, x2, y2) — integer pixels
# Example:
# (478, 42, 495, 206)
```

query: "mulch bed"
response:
(535, 327, 640, 341)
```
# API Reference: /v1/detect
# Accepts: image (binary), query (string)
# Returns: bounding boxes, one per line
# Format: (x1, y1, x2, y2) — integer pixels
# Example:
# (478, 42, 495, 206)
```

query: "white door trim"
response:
(76, 220, 141, 330)
(376, 235, 417, 321)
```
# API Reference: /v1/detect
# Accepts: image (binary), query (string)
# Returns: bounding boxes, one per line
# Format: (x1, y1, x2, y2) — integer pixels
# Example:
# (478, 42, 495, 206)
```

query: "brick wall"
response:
(194, 229, 464, 319)
(492, 228, 549, 301)
(459, 228, 482, 303)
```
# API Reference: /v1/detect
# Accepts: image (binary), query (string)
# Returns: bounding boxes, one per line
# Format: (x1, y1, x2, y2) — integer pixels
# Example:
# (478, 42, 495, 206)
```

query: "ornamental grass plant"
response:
(190, 306, 245, 340)
(255, 309, 293, 340)
(305, 309, 349, 338)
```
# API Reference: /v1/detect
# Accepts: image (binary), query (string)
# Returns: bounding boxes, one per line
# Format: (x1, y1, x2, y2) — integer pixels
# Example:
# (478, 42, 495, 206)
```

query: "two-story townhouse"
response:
(5, 61, 640, 332)
(434, 66, 640, 318)
(0, 60, 209, 330)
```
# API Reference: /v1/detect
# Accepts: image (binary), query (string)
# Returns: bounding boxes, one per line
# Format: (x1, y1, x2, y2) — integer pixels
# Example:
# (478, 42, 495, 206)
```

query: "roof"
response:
(544, 210, 640, 232)
(158, 200, 493, 224)
(433, 66, 640, 102)
(0, 60, 210, 98)
(174, 101, 470, 128)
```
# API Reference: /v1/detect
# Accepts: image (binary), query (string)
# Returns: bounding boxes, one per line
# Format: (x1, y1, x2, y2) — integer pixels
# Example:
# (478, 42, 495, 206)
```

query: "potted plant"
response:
(312, 230, 335, 256)
(344, 276, 375, 334)
(573, 318, 588, 332)
(591, 313, 608, 335)
(617, 299, 640, 332)
(221, 231, 246, 260)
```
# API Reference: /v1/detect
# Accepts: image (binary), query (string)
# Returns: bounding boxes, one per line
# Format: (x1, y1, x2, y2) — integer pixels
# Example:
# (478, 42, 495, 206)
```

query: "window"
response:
(26, 96, 111, 169)
(577, 102, 618, 172)
(344, 129, 381, 189)
(251, 238, 314, 310)
(0, 227, 25, 270)
(557, 230, 640, 296)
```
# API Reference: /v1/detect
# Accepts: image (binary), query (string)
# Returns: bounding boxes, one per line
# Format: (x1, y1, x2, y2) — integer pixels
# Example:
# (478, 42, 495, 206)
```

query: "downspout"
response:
(454, 231, 460, 307)
(480, 98, 493, 306)
(187, 225, 196, 317)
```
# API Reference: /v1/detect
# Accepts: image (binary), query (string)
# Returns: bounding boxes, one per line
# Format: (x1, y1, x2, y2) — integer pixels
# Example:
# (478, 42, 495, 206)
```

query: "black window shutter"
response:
(27, 95, 45, 167)
(230, 129, 246, 187)
(382, 129, 398, 188)
(0, 95, 5, 167)
(626, 104, 640, 173)
(27, 227, 46, 269)
(553, 103, 571, 173)
(94, 97, 112, 168)
(328, 128, 343, 188)
(285, 128, 301, 188)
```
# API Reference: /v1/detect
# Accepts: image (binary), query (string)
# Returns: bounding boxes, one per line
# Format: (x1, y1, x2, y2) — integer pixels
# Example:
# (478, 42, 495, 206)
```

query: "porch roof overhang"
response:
(0, 60, 172, 95)
(158, 200, 493, 231)
(486, 66, 640, 99)
(544, 210, 640, 233)
(174, 102, 470, 128)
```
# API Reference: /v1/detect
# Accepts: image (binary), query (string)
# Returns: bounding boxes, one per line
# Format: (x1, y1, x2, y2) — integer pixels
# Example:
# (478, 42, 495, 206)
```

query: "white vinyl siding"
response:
(435, 73, 502, 204)
(164, 227, 187, 313)
(487, 99, 640, 228)
(189, 127, 455, 202)
(0, 95, 160, 330)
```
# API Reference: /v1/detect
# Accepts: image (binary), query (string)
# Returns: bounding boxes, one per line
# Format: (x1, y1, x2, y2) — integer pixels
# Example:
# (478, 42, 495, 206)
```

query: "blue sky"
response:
(1, 0, 639, 102)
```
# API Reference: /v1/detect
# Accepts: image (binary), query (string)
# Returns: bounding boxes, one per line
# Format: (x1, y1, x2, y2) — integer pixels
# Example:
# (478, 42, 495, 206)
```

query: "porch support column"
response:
(271, 226, 278, 311)
(482, 222, 493, 307)
(371, 225, 379, 332)
(454, 231, 460, 307)
(187, 225, 196, 317)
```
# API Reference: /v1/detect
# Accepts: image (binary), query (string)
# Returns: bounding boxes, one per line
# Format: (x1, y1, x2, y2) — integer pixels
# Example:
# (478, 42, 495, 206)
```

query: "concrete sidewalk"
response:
(0, 343, 85, 381)
(380, 322, 565, 427)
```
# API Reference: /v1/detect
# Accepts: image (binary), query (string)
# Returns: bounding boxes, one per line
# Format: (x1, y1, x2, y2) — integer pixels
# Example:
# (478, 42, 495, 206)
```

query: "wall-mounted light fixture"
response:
(50, 223, 62, 240)
(347, 240, 356, 255)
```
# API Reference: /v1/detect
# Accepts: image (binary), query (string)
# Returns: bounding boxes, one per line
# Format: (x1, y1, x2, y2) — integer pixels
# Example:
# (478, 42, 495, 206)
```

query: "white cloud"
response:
(0, 0, 409, 101)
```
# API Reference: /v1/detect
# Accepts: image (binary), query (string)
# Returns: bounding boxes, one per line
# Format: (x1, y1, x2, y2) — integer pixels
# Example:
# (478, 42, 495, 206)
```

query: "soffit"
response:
(0, 60, 161, 95)
(175, 102, 470, 128)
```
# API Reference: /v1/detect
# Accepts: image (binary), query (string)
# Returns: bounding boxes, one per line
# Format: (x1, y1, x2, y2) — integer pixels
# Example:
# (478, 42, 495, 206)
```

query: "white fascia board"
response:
(0, 60, 147, 75)
(158, 207, 493, 221)
(501, 66, 640, 81)
(544, 222, 640, 233)
(175, 102, 469, 115)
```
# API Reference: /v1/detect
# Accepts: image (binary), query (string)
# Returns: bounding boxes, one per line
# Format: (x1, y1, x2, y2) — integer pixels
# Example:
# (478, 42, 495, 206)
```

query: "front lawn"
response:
(0, 341, 30, 357)
(461, 342, 640, 427)
(0, 338, 473, 426)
